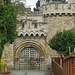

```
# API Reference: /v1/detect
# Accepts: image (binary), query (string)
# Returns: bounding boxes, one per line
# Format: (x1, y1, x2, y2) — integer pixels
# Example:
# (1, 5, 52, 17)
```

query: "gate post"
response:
(14, 58, 19, 69)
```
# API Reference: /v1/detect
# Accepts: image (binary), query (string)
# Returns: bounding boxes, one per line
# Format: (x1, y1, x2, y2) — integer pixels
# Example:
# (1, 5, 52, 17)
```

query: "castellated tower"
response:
(42, 2, 75, 41)
(40, 0, 47, 7)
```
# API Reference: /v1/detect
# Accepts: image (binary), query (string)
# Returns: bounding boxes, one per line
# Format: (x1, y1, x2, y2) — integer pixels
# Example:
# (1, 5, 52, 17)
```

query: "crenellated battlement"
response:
(44, 13, 75, 17)
(42, 3, 75, 16)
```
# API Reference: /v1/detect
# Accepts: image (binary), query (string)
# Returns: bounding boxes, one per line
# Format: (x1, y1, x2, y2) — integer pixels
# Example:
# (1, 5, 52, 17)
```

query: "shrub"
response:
(0, 60, 5, 71)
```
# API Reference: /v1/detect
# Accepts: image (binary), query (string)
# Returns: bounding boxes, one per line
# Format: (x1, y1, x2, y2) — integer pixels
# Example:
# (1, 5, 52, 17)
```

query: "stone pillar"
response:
(4, 64, 7, 73)
(40, 58, 45, 70)
(14, 58, 19, 69)
(2, 43, 14, 69)
(45, 57, 52, 70)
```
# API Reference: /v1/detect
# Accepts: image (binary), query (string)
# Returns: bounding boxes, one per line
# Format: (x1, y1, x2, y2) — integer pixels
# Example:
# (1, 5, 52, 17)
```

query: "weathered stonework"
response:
(2, 0, 75, 70)
(2, 43, 14, 69)
(46, 15, 74, 42)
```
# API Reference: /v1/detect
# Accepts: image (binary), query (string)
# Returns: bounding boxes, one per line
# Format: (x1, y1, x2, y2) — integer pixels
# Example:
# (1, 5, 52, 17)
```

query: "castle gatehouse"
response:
(2, 0, 75, 70)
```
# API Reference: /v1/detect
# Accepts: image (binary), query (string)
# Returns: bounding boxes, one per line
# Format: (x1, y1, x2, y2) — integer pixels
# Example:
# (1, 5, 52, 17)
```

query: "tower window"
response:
(34, 23, 37, 28)
(29, 23, 30, 29)
(41, 34, 44, 37)
(22, 22, 24, 29)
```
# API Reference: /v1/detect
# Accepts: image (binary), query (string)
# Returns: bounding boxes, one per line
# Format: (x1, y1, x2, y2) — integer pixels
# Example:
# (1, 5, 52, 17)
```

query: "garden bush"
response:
(0, 60, 5, 71)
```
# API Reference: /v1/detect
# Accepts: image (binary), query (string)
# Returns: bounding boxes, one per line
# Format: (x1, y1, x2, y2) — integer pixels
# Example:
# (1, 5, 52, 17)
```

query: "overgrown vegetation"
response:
(0, 0, 17, 62)
(48, 28, 75, 56)
(13, 2, 28, 16)
(0, 60, 4, 71)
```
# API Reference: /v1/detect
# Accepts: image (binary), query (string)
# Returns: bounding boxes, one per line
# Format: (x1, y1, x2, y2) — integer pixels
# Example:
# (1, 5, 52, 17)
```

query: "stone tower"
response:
(40, 0, 47, 7)
(68, 0, 75, 3)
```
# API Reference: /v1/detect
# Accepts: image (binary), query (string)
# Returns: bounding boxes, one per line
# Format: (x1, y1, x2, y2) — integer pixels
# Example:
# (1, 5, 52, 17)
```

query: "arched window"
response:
(31, 34, 34, 36)
(41, 34, 44, 37)
(25, 34, 28, 37)
(20, 34, 23, 37)
(36, 34, 39, 36)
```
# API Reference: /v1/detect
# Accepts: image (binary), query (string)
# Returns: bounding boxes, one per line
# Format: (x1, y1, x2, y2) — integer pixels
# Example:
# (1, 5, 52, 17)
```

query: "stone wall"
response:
(13, 36, 59, 58)
(46, 15, 74, 42)
(13, 36, 59, 70)
(42, 4, 75, 14)
(68, 0, 75, 4)
(2, 43, 14, 69)
(17, 19, 48, 37)
(40, 0, 47, 7)
(28, 15, 43, 22)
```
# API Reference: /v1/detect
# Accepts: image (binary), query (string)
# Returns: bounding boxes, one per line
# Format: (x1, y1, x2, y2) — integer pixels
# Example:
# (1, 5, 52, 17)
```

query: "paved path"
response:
(9, 70, 52, 75)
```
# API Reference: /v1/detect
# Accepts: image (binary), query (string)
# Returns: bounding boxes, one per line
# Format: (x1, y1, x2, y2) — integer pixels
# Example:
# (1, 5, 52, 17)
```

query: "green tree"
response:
(0, 0, 17, 60)
(13, 3, 28, 16)
(3, 0, 11, 5)
(34, 0, 40, 11)
(48, 29, 75, 56)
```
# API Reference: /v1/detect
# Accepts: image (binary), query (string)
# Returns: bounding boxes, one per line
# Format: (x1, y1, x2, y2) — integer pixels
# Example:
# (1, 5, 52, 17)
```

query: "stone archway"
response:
(14, 40, 45, 70)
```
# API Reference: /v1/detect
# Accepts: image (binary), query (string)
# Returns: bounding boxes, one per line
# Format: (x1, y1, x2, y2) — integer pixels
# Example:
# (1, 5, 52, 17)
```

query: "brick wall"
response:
(63, 53, 75, 75)
(52, 53, 75, 75)
(52, 57, 63, 67)
(52, 60, 63, 75)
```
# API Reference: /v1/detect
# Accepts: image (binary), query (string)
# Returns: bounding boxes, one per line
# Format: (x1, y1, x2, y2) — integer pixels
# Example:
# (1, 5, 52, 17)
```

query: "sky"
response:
(25, 0, 38, 11)
(11, 0, 38, 11)
(26, 0, 68, 11)
(12, 0, 68, 11)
